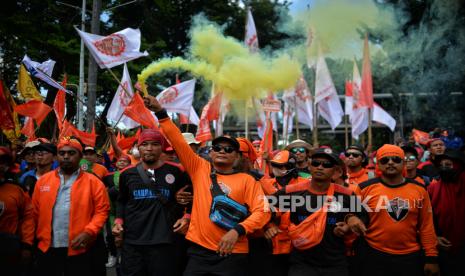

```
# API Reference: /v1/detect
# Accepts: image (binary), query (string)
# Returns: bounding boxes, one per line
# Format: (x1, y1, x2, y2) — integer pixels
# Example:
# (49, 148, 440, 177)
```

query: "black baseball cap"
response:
(33, 143, 57, 155)
(211, 136, 240, 152)
(401, 145, 418, 159)
(311, 148, 342, 165)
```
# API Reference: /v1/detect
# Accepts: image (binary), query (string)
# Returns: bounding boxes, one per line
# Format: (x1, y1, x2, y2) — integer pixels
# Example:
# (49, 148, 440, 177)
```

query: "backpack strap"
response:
(136, 162, 152, 186)
(210, 166, 225, 197)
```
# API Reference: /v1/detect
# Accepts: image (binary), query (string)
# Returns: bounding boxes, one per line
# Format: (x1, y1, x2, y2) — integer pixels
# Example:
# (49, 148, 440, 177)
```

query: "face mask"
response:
(439, 167, 459, 182)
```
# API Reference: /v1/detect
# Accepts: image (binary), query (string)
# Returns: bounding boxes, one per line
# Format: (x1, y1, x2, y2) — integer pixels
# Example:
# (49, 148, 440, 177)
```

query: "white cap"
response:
(182, 133, 201, 145)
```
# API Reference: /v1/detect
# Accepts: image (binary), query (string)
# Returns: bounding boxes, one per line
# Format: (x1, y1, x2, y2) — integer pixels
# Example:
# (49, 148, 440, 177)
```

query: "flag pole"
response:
(344, 114, 349, 148)
(368, 108, 373, 154)
(313, 102, 319, 147)
(245, 98, 249, 139)
(294, 96, 300, 139)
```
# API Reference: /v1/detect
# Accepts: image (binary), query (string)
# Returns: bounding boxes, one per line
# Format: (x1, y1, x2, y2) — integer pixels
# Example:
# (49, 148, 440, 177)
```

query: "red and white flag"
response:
(359, 35, 374, 108)
(315, 52, 343, 130)
(196, 92, 222, 142)
(282, 101, 294, 138)
(107, 64, 139, 128)
(372, 102, 396, 131)
(156, 79, 196, 118)
(282, 76, 313, 129)
(348, 60, 369, 140)
(245, 8, 259, 52)
(76, 27, 148, 69)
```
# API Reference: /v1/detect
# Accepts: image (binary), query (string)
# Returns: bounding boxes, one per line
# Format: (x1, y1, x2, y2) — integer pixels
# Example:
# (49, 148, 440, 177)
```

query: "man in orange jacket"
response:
(32, 137, 110, 276)
(145, 95, 270, 276)
(0, 146, 35, 275)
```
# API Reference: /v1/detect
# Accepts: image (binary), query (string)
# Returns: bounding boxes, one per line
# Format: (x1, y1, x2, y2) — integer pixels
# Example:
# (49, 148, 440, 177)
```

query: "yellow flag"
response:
(18, 64, 42, 100)
(1, 82, 22, 142)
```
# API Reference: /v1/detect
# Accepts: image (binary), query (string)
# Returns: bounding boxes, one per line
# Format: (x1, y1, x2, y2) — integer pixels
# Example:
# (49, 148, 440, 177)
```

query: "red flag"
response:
(54, 75, 67, 129)
(60, 120, 97, 147)
(21, 118, 36, 140)
(412, 129, 430, 145)
(14, 100, 52, 126)
(345, 80, 353, 97)
(359, 35, 374, 108)
(123, 93, 158, 129)
(195, 93, 222, 142)
(0, 81, 15, 130)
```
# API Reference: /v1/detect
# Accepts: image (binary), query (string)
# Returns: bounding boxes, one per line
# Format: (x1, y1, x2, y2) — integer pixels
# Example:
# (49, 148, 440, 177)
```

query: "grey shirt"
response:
(51, 169, 80, 248)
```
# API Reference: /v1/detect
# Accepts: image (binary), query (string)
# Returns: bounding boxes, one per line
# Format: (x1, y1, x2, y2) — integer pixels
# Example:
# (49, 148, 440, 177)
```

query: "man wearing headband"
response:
(347, 144, 439, 276)
(145, 95, 270, 275)
(285, 139, 313, 178)
(113, 128, 190, 276)
(0, 146, 35, 274)
(32, 137, 110, 275)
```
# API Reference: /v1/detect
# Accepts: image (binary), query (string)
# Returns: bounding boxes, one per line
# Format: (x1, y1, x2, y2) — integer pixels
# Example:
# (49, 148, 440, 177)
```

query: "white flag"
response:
(283, 76, 314, 129)
(107, 64, 139, 128)
(372, 102, 396, 131)
(22, 55, 69, 93)
(245, 8, 259, 52)
(187, 107, 200, 125)
(350, 60, 368, 139)
(315, 53, 343, 130)
(76, 27, 148, 69)
(156, 79, 196, 117)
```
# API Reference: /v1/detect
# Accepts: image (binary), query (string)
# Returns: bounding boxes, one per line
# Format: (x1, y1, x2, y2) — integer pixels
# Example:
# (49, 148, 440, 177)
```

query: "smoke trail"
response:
(139, 16, 301, 100)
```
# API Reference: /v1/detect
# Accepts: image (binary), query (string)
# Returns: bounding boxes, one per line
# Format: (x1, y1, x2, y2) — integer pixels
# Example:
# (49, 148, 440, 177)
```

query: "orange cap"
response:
(237, 137, 258, 162)
(271, 150, 291, 165)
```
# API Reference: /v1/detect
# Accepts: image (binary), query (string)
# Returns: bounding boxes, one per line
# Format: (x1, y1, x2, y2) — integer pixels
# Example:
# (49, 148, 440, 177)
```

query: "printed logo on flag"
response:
(386, 197, 409, 222)
(158, 87, 179, 105)
(118, 82, 131, 106)
(93, 34, 126, 57)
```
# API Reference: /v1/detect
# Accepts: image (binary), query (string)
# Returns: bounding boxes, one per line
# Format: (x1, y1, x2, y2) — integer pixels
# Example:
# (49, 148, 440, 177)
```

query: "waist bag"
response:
(209, 169, 249, 230)
(288, 183, 335, 250)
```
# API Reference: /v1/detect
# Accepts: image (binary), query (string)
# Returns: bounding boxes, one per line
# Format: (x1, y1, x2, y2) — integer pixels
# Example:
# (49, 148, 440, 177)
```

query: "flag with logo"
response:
(412, 129, 430, 145)
(282, 76, 313, 129)
(315, 52, 343, 130)
(196, 92, 222, 142)
(245, 8, 259, 52)
(76, 27, 148, 69)
(18, 64, 42, 100)
(107, 64, 139, 128)
(349, 60, 369, 140)
(156, 79, 196, 117)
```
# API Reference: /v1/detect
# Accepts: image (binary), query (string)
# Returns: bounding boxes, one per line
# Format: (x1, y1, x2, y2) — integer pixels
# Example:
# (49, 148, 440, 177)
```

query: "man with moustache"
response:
(113, 129, 190, 276)
(285, 140, 313, 178)
(32, 137, 110, 276)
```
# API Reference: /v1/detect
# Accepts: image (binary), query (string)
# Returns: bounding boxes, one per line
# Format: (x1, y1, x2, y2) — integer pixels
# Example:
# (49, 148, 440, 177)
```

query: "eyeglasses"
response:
(291, 147, 306, 154)
(379, 156, 403, 165)
(34, 151, 51, 156)
(310, 160, 335, 168)
(345, 152, 362, 158)
(404, 156, 417, 162)
(211, 145, 236, 154)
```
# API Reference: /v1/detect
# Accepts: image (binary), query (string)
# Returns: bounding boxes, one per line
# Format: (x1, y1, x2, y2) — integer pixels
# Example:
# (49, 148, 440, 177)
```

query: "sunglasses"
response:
(345, 152, 362, 158)
(404, 155, 417, 162)
(379, 156, 403, 165)
(271, 163, 288, 170)
(310, 160, 335, 168)
(291, 147, 306, 154)
(211, 145, 236, 154)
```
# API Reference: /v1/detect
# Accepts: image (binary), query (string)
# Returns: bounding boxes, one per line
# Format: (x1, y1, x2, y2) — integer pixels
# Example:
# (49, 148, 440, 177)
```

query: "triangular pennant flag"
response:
(123, 93, 158, 129)
(412, 129, 430, 145)
(18, 64, 42, 100)
(195, 93, 223, 142)
(14, 100, 52, 126)
(60, 120, 97, 147)
(76, 27, 148, 69)
(22, 55, 69, 93)
(54, 75, 67, 130)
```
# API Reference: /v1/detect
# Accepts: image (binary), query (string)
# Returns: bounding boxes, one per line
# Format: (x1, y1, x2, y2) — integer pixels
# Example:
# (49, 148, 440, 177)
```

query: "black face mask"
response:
(439, 167, 459, 182)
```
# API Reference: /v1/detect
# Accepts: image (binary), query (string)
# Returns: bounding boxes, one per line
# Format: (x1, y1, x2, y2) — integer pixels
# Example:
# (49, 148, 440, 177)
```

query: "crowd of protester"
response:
(0, 95, 464, 276)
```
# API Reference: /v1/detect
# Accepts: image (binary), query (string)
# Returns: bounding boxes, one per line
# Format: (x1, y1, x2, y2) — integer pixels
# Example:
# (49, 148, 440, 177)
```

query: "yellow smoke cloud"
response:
(292, 0, 395, 60)
(138, 19, 301, 100)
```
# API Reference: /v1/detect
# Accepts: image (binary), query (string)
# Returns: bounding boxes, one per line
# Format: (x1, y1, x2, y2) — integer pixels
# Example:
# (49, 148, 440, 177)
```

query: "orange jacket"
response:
(32, 169, 110, 256)
(0, 183, 35, 246)
(159, 117, 270, 253)
(347, 167, 370, 186)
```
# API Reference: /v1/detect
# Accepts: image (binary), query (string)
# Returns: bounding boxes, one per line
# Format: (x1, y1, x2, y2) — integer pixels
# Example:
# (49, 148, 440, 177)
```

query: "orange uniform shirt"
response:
(355, 178, 438, 259)
(159, 117, 270, 253)
(0, 183, 35, 246)
(32, 170, 110, 256)
(347, 167, 370, 186)
(92, 163, 109, 179)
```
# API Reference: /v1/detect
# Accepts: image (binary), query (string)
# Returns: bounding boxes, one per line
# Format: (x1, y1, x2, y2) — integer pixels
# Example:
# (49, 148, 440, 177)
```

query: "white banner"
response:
(156, 79, 196, 117)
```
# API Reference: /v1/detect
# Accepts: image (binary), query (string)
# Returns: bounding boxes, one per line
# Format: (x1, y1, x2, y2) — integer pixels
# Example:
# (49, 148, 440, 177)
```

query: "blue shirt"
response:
(51, 169, 80, 248)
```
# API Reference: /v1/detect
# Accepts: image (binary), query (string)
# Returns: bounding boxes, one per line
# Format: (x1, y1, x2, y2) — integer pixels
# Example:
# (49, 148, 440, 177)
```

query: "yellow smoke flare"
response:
(138, 18, 301, 100)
